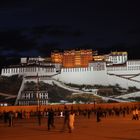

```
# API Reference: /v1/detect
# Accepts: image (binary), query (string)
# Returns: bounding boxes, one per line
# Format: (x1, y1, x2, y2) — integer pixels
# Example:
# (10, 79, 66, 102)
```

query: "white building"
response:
(106, 51, 128, 65)
(18, 90, 48, 106)
(1, 52, 140, 90)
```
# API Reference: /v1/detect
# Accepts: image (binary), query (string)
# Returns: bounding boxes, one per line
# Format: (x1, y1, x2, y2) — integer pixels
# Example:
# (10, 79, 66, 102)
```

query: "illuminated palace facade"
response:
(1, 49, 140, 90)
(51, 49, 93, 68)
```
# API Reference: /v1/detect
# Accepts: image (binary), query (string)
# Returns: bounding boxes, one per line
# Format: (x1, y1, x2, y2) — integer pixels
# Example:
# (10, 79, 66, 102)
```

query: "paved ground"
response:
(0, 115, 140, 140)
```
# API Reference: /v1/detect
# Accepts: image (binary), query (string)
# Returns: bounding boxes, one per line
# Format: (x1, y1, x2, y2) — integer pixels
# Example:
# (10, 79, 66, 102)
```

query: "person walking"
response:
(68, 110, 75, 133)
(96, 108, 101, 122)
(61, 106, 69, 132)
(37, 110, 42, 126)
(3, 111, 9, 124)
(47, 109, 55, 131)
(135, 108, 139, 120)
(8, 111, 14, 127)
(132, 108, 136, 120)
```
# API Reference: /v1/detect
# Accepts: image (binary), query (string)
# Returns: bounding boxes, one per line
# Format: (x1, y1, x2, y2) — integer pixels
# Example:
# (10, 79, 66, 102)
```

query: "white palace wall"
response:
(54, 67, 108, 86)
(107, 69, 140, 89)
(106, 60, 140, 89)
(1, 61, 140, 89)
(1, 67, 56, 77)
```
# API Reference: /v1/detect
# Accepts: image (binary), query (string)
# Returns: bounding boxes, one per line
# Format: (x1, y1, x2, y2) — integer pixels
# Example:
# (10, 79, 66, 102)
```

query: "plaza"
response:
(0, 114, 140, 140)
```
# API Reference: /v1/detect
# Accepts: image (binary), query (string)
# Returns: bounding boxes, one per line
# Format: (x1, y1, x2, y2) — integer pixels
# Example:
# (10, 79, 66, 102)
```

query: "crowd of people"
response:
(0, 105, 139, 133)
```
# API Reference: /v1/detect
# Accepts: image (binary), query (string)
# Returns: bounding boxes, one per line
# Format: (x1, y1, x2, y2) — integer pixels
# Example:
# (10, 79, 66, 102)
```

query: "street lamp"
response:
(36, 73, 41, 126)
(36, 73, 40, 108)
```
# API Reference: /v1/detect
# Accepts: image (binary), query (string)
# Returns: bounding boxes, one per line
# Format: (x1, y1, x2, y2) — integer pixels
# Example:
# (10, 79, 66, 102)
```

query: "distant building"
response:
(18, 90, 48, 106)
(106, 51, 128, 65)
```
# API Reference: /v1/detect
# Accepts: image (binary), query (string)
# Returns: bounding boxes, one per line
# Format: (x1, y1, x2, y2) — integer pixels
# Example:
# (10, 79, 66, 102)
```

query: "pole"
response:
(36, 73, 40, 108)
(36, 73, 41, 126)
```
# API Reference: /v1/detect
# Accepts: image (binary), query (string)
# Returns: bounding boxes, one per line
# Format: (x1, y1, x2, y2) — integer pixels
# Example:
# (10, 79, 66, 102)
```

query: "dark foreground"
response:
(0, 115, 140, 140)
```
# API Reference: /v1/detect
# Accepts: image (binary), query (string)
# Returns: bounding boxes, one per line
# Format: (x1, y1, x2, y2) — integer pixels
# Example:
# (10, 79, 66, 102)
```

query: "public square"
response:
(0, 114, 140, 140)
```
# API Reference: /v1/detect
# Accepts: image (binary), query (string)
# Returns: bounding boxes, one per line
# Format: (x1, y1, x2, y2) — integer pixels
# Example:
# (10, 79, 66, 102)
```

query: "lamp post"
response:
(36, 73, 40, 108)
(36, 73, 41, 126)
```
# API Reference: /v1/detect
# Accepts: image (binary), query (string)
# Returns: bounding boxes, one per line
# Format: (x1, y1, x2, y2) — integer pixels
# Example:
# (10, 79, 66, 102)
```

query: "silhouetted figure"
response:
(37, 110, 41, 126)
(88, 110, 91, 119)
(96, 109, 101, 122)
(3, 111, 9, 124)
(8, 111, 14, 127)
(47, 109, 55, 131)
(61, 107, 69, 131)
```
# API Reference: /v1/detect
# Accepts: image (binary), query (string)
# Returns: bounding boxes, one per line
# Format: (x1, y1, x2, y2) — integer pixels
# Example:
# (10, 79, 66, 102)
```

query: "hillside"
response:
(1, 75, 137, 105)
(0, 75, 22, 104)
(0, 75, 22, 95)
(23, 81, 72, 102)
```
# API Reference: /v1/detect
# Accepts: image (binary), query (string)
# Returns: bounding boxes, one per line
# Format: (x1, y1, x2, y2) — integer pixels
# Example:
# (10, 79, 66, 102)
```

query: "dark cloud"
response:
(0, 1, 140, 58)
(128, 29, 140, 35)
(0, 30, 37, 56)
(0, 0, 29, 8)
(0, 25, 83, 56)
(95, 38, 104, 42)
(37, 43, 61, 56)
(0, 30, 36, 51)
(31, 25, 83, 39)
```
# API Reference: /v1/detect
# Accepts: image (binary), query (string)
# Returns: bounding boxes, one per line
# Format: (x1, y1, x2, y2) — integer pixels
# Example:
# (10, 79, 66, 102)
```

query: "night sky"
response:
(0, 0, 140, 59)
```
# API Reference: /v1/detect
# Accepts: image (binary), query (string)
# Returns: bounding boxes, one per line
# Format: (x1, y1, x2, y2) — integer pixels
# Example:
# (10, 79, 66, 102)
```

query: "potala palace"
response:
(1, 49, 140, 105)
